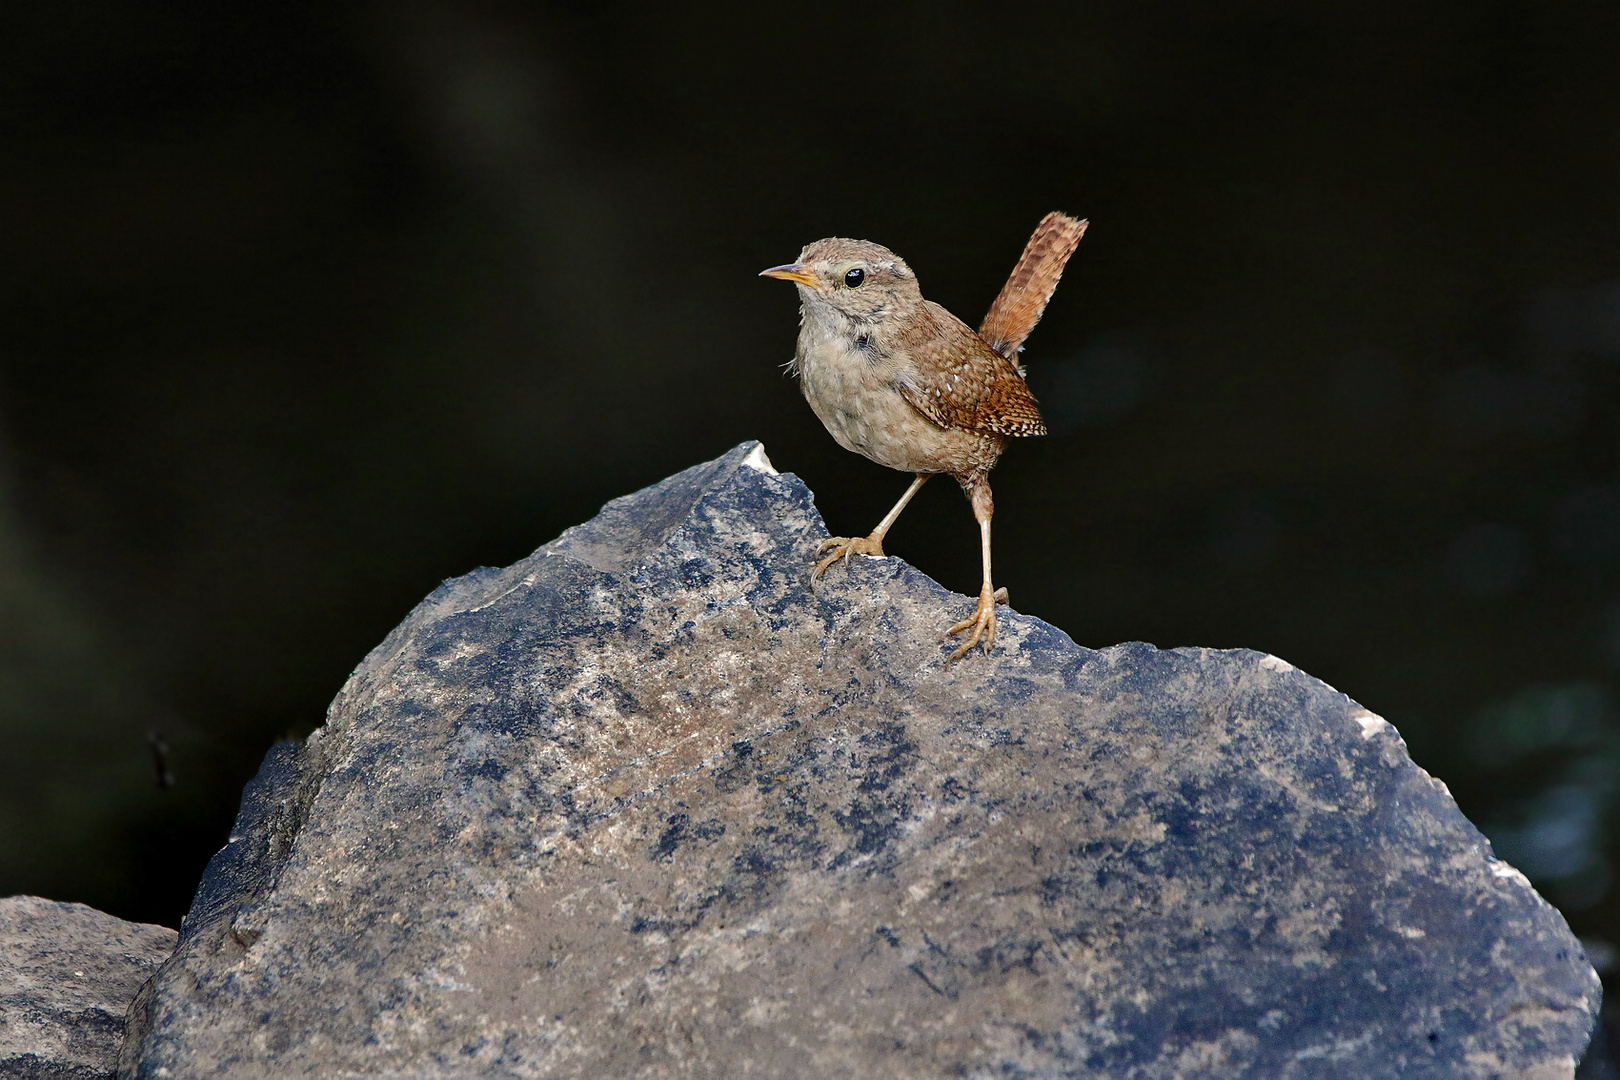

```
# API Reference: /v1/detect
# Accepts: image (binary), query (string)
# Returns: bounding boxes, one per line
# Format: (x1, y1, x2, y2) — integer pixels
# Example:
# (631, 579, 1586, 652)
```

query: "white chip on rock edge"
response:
(741, 444, 778, 474)
(1490, 861, 1533, 889)
(1349, 709, 1391, 739)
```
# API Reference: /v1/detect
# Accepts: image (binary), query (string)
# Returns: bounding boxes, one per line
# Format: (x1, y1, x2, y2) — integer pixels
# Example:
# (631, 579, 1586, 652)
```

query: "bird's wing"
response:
(895, 306, 1047, 438)
(973, 372, 1047, 437)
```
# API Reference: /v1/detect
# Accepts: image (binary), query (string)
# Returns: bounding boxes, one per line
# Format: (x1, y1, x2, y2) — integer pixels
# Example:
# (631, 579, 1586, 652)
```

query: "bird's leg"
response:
(813, 473, 931, 584)
(945, 476, 1007, 660)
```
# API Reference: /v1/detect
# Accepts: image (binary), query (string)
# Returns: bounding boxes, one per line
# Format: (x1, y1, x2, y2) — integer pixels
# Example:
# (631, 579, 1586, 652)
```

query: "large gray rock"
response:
(0, 896, 175, 1079)
(121, 442, 1600, 1078)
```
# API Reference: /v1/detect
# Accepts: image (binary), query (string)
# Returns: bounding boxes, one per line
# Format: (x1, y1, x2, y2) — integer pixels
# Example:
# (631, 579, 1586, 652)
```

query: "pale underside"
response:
(792, 295, 1034, 482)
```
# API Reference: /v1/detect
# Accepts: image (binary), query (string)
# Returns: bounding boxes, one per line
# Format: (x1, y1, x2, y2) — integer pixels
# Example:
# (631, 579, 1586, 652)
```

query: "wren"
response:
(762, 212, 1087, 659)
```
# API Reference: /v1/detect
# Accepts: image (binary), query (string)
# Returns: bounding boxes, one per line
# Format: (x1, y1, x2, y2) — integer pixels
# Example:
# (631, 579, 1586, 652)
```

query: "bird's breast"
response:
(794, 319, 994, 476)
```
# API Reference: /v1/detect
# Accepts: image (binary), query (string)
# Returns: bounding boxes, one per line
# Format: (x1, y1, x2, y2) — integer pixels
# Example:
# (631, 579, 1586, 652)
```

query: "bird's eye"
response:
(844, 268, 866, 288)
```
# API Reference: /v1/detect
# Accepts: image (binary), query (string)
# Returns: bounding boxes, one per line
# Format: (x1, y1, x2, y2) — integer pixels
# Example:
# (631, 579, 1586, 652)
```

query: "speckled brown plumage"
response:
(893, 304, 1047, 440)
(761, 213, 1086, 658)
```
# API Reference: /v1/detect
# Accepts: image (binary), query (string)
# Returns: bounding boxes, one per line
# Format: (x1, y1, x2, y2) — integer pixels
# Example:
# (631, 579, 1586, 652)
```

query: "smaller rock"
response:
(0, 895, 176, 1080)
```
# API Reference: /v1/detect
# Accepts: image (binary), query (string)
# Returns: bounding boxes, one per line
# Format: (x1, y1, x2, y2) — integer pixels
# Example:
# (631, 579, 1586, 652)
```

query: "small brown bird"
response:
(762, 212, 1087, 658)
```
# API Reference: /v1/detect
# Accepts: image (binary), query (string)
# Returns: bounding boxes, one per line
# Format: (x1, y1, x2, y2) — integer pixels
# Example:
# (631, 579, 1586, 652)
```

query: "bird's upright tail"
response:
(977, 212, 1088, 361)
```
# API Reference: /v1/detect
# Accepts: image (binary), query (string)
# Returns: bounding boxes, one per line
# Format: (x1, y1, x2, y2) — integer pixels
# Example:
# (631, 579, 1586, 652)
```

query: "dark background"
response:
(3, 0, 1618, 1062)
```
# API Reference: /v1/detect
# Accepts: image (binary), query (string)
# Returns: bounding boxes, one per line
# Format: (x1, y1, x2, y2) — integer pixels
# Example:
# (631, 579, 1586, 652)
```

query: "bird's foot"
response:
(945, 585, 1009, 661)
(811, 534, 886, 585)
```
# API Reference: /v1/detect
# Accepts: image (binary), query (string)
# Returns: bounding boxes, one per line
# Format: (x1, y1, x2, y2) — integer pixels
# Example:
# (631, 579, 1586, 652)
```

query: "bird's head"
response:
(760, 237, 922, 324)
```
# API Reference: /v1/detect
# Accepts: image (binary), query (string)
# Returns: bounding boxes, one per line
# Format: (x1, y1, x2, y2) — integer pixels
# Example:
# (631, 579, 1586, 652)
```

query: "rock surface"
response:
(0, 895, 175, 1079)
(121, 442, 1600, 1078)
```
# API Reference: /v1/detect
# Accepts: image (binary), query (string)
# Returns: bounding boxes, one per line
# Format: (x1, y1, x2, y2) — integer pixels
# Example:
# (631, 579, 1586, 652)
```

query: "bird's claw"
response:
(811, 534, 886, 586)
(945, 585, 1006, 661)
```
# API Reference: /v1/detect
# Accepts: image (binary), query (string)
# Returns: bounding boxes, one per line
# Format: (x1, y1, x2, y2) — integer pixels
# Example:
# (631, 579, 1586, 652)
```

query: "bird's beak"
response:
(759, 263, 817, 287)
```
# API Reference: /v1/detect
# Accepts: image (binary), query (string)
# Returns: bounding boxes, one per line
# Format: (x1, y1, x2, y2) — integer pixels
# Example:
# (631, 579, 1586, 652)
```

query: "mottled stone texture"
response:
(0, 896, 175, 1079)
(120, 442, 1600, 1078)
